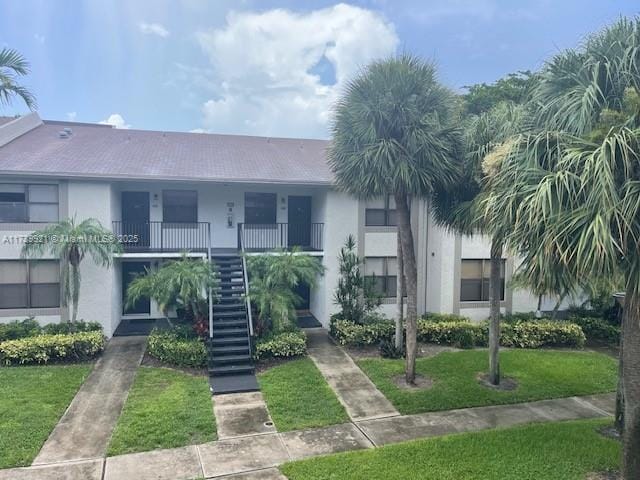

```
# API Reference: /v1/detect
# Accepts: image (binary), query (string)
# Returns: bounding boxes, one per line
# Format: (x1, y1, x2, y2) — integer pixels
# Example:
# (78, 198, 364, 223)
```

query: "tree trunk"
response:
(616, 310, 625, 433)
(621, 285, 640, 480)
(395, 193, 418, 384)
(536, 294, 543, 318)
(70, 262, 80, 324)
(395, 232, 404, 350)
(488, 238, 502, 386)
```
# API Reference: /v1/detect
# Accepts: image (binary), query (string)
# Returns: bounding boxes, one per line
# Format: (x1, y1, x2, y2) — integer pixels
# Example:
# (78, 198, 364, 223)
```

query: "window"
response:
(0, 184, 59, 223)
(365, 257, 399, 298)
(365, 195, 397, 226)
(163, 190, 197, 223)
(0, 260, 60, 309)
(460, 259, 505, 302)
(244, 193, 277, 224)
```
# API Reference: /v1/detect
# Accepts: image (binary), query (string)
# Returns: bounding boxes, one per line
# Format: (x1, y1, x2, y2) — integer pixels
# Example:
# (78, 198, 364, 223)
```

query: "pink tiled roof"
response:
(0, 121, 333, 185)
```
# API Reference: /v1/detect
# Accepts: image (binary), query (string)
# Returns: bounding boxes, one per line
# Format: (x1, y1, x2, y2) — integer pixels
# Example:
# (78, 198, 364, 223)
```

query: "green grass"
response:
(0, 364, 92, 468)
(358, 349, 617, 414)
(107, 367, 216, 456)
(280, 419, 620, 479)
(258, 357, 349, 431)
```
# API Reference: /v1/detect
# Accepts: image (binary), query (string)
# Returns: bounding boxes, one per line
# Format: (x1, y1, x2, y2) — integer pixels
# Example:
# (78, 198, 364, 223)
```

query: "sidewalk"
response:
(1, 392, 615, 480)
(32, 336, 147, 465)
(305, 328, 399, 421)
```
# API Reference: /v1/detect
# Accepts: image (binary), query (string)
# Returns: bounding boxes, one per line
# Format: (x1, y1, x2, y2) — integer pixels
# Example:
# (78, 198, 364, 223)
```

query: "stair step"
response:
(214, 259, 242, 266)
(219, 273, 243, 280)
(213, 311, 246, 319)
(209, 345, 250, 354)
(213, 321, 247, 330)
(215, 302, 245, 310)
(209, 354, 252, 364)
(210, 336, 249, 346)
(213, 327, 248, 337)
(218, 266, 243, 273)
(209, 364, 254, 375)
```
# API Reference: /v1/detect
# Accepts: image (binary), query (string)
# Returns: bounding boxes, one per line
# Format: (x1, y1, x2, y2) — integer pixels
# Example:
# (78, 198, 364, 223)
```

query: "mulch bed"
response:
(477, 373, 518, 391)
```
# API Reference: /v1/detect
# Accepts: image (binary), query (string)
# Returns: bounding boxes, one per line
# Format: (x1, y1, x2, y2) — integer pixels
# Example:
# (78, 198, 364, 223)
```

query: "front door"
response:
(288, 196, 311, 248)
(122, 192, 150, 249)
(122, 261, 151, 315)
(294, 282, 311, 310)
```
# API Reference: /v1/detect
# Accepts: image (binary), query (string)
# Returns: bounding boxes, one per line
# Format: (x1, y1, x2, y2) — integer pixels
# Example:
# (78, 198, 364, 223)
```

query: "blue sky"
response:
(1, 0, 638, 138)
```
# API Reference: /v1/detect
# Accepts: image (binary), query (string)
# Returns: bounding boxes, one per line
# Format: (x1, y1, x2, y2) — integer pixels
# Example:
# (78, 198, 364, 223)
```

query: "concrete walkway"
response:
(305, 328, 399, 421)
(33, 336, 147, 465)
(214, 391, 277, 439)
(2, 392, 615, 480)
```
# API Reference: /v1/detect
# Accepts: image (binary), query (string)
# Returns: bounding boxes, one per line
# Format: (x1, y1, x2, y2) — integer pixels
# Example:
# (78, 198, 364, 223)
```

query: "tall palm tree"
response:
(22, 218, 121, 323)
(329, 55, 463, 383)
(433, 101, 527, 385)
(0, 48, 36, 110)
(483, 18, 640, 479)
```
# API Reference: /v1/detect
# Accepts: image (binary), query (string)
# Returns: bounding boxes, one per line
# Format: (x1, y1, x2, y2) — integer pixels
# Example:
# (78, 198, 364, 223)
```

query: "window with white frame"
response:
(364, 257, 399, 298)
(163, 190, 198, 223)
(365, 195, 397, 226)
(460, 259, 505, 302)
(0, 260, 60, 309)
(0, 184, 59, 223)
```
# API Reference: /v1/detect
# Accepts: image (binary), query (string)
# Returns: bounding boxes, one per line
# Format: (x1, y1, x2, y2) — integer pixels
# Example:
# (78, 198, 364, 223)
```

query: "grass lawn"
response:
(280, 419, 620, 480)
(0, 364, 92, 468)
(107, 367, 216, 456)
(258, 357, 349, 431)
(358, 349, 616, 414)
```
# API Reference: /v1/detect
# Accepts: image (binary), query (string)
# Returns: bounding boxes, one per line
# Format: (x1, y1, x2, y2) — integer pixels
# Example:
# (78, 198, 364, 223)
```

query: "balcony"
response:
(238, 223, 323, 252)
(112, 221, 211, 253)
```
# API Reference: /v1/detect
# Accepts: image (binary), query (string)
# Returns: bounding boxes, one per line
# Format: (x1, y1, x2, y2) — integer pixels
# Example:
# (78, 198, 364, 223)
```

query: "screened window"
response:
(244, 193, 277, 224)
(365, 195, 397, 226)
(0, 260, 60, 309)
(0, 184, 58, 223)
(163, 190, 197, 223)
(460, 259, 505, 302)
(365, 257, 399, 298)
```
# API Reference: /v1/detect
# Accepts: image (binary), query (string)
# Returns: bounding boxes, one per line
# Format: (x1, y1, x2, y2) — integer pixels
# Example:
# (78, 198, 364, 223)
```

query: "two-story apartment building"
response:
(0, 113, 557, 339)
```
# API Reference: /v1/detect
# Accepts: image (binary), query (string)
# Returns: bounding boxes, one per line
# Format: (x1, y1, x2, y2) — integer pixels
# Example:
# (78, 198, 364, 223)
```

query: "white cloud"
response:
(66, 112, 77, 121)
(99, 113, 131, 129)
(193, 4, 398, 138)
(138, 22, 170, 38)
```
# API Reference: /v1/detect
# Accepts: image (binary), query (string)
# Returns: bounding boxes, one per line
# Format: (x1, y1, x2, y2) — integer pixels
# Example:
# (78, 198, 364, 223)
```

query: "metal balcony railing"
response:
(112, 221, 211, 253)
(238, 223, 324, 252)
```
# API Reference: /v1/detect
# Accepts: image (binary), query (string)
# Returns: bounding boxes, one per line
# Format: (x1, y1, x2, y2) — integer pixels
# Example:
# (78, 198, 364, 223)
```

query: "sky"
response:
(0, 0, 638, 139)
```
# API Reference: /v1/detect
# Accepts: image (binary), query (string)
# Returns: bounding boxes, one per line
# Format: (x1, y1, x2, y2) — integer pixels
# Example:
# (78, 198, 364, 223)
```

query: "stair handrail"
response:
(239, 223, 254, 338)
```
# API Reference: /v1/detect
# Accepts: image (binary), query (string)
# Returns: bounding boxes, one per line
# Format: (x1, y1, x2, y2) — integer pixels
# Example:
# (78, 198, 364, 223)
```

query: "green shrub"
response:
(42, 321, 103, 335)
(569, 316, 620, 344)
(254, 331, 307, 360)
(421, 312, 471, 323)
(330, 319, 394, 346)
(417, 320, 485, 348)
(0, 331, 105, 365)
(501, 312, 542, 323)
(496, 321, 586, 348)
(0, 318, 41, 341)
(378, 338, 405, 358)
(147, 329, 206, 368)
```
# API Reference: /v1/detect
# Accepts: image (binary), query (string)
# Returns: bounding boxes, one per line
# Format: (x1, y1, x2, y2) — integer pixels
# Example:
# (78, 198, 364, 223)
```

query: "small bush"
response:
(379, 338, 405, 358)
(496, 321, 586, 348)
(42, 321, 103, 335)
(501, 312, 542, 323)
(417, 320, 484, 348)
(0, 318, 41, 341)
(147, 328, 206, 368)
(254, 331, 307, 360)
(569, 316, 620, 344)
(330, 318, 394, 346)
(421, 312, 471, 323)
(0, 331, 105, 365)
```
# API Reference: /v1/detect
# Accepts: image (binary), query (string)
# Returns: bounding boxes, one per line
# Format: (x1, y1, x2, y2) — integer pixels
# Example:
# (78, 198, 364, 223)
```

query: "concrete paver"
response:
(305, 328, 399, 421)
(280, 423, 373, 460)
(104, 445, 201, 480)
(217, 468, 288, 480)
(214, 391, 277, 439)
(197, 433, 290, 478)
(34, 336, 147, 465)
(0, 459, 103, 480)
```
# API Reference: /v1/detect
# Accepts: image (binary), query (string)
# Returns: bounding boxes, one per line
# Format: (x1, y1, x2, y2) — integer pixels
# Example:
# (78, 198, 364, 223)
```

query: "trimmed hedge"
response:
(0, 318, 102, 342)
(0, 331, 105, 365)
(254, 331, 307, 360)
(569, 316, 620, 344)
(421, 312, 472, 323)
(417, 320, 484, 348)
(330, 319, 394, 346)
(147, 329, 207, 368)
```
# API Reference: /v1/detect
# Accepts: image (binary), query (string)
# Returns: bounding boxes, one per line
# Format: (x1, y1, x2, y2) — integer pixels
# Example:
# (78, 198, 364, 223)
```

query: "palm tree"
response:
(22, 218, 121, 324)
(126, 253, 218, 319)
(247, 249, 324, 333)
(432, 101, 527, 385)
(482, 18, 640, 479)
(0, 48, 36, 110)
(328, 54, 463, 383)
